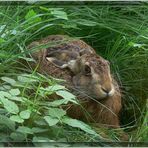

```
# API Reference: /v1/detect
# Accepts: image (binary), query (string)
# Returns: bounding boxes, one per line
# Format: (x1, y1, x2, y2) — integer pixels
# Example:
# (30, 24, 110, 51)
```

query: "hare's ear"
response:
(46, 50, 61, 57)
(46, 57, 68, 68)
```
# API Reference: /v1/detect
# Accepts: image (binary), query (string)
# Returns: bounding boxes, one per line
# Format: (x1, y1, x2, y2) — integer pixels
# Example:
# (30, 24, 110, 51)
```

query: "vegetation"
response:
(0, 2, 147, 146)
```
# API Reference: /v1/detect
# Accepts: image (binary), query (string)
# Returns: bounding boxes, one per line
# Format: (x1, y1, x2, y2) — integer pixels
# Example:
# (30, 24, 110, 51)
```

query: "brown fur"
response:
(27, 35, 122, 128)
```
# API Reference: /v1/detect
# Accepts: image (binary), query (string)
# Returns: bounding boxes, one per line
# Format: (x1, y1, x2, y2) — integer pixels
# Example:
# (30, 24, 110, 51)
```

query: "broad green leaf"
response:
(17, 74, 38, 83)
(33, 136, 54, 142)
(0, 108, 7, 114)
(10, 132, 26, 141)
(1, 85, 11, 90)
(20, 110, 31, 119)
(11, 29, 17, 35)
(49, 99, 69, 107)
(0, 115, 15, 131)
(44, 116, 59, 126)
(51, 10, 68, 20)
(0, 25, 6, 33)
(56, 90, 78, 104)
(31, 127, 48, 133)
(8, 96, 24, 102)
(0, 38, 5, 43)
(39, 85, 66, 97)
(25, 9, 41, 23)
(62, 117, 98, 136)
(0, 98, 19, 114)
(0, 91, 11, 98)
(1, 77, 16, 86)
(10, 115, 24, 123)
(41, 85, 66, 92)
(47, 107, 66, 119)
(9, 89, 20, 96)
(33, 136, 54, 147)
(56, 90, 75, 99)
(25, 9, 36, 19)
(17, 126, 33, 134)
(7, 96, 27, 102)
(34, 119, 47, 126)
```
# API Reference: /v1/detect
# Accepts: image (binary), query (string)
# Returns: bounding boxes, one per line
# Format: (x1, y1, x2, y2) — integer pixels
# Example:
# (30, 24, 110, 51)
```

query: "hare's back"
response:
(37, 35, 96, 55)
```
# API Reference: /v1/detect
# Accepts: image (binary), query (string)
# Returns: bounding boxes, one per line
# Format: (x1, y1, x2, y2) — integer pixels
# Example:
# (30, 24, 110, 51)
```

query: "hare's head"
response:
(72, 54, 115, 100)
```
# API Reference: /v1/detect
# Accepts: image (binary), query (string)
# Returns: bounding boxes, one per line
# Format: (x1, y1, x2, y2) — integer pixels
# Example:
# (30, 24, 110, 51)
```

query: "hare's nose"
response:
(101, 87, 110, 93)
(101, 87, 114, 96)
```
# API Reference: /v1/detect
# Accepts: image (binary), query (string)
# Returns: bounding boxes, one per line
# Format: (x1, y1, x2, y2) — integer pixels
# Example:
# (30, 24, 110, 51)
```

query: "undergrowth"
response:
(0, 1, 147, 146)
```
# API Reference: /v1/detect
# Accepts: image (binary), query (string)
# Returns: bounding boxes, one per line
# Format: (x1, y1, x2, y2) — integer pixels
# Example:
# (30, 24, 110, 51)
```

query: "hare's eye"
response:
(84, 65, 91, 75)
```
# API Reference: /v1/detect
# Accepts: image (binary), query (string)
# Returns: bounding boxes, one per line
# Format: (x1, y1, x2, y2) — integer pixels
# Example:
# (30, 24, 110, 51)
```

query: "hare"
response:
(27, 35, 122, 129)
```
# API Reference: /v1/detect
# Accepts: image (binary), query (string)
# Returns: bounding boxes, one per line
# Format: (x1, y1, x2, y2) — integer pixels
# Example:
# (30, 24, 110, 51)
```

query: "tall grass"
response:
(0, 2, 147, 145)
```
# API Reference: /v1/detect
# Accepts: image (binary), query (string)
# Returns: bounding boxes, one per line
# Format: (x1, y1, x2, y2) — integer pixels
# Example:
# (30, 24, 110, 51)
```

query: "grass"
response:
(0, 2, 148, 146)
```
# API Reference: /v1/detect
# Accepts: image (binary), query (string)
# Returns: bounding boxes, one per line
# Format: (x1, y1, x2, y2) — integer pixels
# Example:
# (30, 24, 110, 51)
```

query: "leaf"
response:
(34, 119, 47, 126)
(0, 98, 19, 114)
(56, 90, 75, 99)
(56, 90, 78, 104)
(33, 136, 54, 142)
(25, 9, 36, 20)
(0, 38, 5, 43)
(0, 108, 7, 114)
(31, 127, 48, 133)
(39, 85, 66, 97)
(77, 19, 98, 26)
(0, 115, 15, 131)
(11, 29, 17, 35)
(41, 84, 66, 92)
(49, 99, 69, 107)
(51, 10, 68, 20)
(47, 108, 66, 119)
(17, 74, 38, 83)
(62, 117, 98, 136)
(10, 132, 26, 142)
(9, 88, 20, 96)
(33, 136, 55, 147)
(2, 85, 11, 90)
(0, 91, 11, 98)
(20, 110, 31, 119)
(44, 116, 59, 126)
(17, 126, 33, 134)
(8, 96, 24, 102)
(1, 77, 16, 86)
(0, 25, 6, 33)
(25, 9, 41, 23)
(10, 115, 24, 123)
